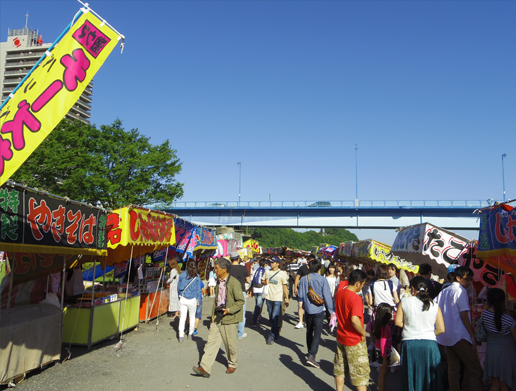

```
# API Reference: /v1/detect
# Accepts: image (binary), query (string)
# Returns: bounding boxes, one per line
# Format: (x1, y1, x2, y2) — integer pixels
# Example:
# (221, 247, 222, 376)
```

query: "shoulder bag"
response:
(263, 270, 281, 297)
(180, 275, 198, 298)
(307, 275, 325, 306)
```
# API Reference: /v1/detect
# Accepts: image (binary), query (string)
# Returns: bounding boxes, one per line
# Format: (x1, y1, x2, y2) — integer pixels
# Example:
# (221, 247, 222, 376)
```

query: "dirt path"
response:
(11, 297, 399, 391)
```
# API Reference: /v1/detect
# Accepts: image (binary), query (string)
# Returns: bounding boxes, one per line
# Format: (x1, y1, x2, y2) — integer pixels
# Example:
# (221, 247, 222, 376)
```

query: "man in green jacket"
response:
(193, 257, 245, 377)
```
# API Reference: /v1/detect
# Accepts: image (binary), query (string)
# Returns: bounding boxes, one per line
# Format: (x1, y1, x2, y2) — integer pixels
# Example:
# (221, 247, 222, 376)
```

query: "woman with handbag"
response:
(177, 260, 202, 342)
(395, 276, 445, 391)
(481, 288, 516, 391)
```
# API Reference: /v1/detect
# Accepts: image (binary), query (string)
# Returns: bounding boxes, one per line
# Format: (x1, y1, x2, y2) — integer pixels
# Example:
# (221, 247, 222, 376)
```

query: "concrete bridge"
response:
(165, 200, 490, 230)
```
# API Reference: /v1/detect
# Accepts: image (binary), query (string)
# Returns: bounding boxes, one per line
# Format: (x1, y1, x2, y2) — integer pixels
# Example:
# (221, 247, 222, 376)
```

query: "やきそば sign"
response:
(0, 184, 108, 255)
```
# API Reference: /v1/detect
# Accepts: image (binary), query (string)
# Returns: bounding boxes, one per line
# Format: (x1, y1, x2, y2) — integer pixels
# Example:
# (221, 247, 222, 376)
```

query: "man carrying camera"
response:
(193, 258, 245, 377)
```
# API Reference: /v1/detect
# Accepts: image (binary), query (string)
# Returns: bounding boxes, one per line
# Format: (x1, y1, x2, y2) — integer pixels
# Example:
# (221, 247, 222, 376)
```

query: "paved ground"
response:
(10, 297, 402, 391)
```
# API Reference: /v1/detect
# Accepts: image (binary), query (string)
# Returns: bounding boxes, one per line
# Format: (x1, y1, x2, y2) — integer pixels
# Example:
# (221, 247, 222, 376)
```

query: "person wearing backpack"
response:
(297, 259, 334, 368)
(251, 259, 268, 327)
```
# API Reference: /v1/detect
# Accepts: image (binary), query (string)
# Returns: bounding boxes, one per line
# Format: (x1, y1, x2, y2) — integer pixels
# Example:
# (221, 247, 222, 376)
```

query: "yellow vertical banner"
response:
(0, 9, 121, 185)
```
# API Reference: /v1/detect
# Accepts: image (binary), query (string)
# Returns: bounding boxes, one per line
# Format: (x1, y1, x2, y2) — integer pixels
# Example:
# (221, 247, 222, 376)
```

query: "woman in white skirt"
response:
(208, 265, 217, 297)
(167, 258, 181, 317)
(177, 260, 201, 342)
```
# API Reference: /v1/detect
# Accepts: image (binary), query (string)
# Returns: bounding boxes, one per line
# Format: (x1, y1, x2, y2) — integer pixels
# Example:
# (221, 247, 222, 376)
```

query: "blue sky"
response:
(2, 1, 515, 244)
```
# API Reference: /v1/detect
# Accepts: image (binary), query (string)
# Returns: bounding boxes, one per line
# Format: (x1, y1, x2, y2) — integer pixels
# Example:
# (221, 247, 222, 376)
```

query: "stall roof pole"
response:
(155, 250, 168, 328)
(119, 245, 134, 344)
(60, 256, 66, 311)
(103, 257, 107, 288)
(6, 253, 14, 309)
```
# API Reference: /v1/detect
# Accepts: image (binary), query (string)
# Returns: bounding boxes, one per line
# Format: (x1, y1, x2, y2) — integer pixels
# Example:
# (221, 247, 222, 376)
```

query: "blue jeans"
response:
(305, 311, 325, 357)
(238, 292, 246, 338)
(266, 300, 282, 338)
(252, 292, 264, 324)
(195, 300, 203, 319)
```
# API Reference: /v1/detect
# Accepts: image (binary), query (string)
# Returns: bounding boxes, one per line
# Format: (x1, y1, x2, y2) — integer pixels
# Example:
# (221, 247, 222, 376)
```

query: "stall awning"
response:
(353, 239, 419, 273)
(477, 204, 516, 274)
(106, 206, 176, 266)
(458, 241, 505, 288)
(243, 239, 259, 253)
(392, 223, 471, 278)
(0, 183, 108, 256)
(194, 226, 217, 251)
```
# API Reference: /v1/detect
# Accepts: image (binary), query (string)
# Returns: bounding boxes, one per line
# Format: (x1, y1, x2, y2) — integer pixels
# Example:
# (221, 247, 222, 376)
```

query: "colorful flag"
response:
(0, 9, 122, 185)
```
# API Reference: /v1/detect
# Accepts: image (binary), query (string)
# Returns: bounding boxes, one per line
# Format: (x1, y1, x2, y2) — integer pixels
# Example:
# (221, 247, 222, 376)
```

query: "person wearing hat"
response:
(262, 255, 289, 345)
(229, 251, 250, 340)
(442, 264, 460, 290)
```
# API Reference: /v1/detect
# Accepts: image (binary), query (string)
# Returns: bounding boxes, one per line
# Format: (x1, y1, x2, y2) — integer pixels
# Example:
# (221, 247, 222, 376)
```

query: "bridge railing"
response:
(169, 200, 491, 209)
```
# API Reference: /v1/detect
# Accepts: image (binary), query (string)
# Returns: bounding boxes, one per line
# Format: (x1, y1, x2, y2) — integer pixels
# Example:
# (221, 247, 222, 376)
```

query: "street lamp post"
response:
(502, 153, 507, 201)
(355, 144, 358, 207)
(237, 162, 241, 206)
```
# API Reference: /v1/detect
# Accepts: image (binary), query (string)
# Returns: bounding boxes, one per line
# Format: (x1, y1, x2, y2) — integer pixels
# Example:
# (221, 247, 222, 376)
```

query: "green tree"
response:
(12, 119, 184, 208)
(251, 227, 358, 250)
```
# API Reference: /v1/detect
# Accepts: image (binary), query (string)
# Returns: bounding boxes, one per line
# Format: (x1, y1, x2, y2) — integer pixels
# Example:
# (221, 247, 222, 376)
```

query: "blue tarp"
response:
(82, 264, 114, 281)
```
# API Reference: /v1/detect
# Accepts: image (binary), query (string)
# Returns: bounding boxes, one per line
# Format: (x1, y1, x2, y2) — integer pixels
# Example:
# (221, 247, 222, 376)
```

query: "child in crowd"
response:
(372, 303, 392, 391)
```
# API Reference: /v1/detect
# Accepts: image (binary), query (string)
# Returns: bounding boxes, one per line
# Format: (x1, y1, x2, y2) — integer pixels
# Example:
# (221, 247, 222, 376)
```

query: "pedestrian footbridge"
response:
(164, 200, 490, 230)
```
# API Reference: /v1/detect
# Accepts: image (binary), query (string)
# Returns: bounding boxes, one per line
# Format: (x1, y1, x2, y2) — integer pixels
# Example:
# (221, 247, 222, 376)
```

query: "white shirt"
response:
(371, 279, 396, 307)
(401, 296, 439, 341)
(435, 282, 471, 346)
(326, 275, 337, 297)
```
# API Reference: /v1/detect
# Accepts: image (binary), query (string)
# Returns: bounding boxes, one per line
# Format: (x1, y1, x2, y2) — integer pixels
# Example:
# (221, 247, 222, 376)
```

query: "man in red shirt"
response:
(334, 269, 370, 391)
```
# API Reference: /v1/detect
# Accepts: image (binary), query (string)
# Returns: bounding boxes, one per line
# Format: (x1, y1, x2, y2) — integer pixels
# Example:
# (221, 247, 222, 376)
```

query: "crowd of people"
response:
(164, 251, 516, 390)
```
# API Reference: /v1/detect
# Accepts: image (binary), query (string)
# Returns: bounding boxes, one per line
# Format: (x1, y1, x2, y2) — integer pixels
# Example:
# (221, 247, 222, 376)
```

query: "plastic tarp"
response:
(0, 304, 61, 384)
(82, 264, 114, 281)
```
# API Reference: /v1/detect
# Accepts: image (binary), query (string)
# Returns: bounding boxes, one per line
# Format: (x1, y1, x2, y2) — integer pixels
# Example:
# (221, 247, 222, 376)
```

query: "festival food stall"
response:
(476, 203, 516, 309)
(62, 206, 176, 346)
(477, 203, 516, 275)
(243, 239, 260, 254)
(108, 207, 176, 324)
(0, 182, 108, 383)
(391, 223, 471, 279)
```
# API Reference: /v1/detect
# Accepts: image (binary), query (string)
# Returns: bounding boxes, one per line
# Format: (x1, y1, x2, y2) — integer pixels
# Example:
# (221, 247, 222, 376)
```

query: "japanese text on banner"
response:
(0, 11, 120, 185)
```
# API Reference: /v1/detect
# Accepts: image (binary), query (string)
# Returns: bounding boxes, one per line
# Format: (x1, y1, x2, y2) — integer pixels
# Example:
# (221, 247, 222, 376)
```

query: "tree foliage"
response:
(12, 119, 184, 208)
(251, 227, 359, 250)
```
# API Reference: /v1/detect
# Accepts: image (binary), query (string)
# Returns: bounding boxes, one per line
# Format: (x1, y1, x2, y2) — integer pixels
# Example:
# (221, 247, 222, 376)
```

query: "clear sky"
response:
(1, 0, 515, 245)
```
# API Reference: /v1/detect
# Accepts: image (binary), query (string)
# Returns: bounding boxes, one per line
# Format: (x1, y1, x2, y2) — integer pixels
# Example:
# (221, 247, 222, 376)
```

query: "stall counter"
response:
(63, 295, 140, 349)
(139, 288, 169, 323)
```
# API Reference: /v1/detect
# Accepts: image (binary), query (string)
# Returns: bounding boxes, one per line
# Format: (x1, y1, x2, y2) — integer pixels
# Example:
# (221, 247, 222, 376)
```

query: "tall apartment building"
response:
(0, 26, 93, 123)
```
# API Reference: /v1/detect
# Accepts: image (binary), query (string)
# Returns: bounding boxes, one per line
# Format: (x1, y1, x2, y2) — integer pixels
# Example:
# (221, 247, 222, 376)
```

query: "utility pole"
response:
(237, 162, 241, 206)
(355, 144, 358, 207)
